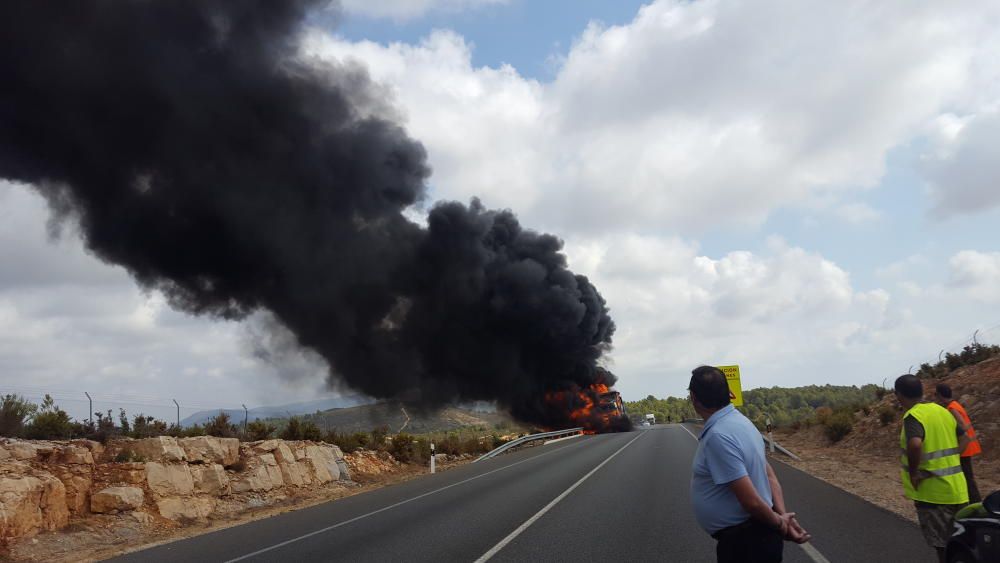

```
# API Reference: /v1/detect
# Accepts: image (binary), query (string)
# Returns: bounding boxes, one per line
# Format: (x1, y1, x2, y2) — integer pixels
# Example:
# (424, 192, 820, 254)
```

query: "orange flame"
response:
(544, 381, 619, 434)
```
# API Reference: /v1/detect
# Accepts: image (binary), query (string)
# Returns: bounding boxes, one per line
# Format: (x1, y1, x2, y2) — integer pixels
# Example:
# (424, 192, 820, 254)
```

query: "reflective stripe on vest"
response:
(947, 401, 982, 457)
(899, 402, 968, 505)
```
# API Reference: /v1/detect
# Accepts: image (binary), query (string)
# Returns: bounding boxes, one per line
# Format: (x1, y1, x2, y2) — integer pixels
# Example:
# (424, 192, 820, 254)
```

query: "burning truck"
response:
(543, 369, 631, 434)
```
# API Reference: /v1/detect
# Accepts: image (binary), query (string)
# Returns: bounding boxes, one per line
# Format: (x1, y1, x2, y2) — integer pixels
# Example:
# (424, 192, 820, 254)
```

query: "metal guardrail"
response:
(761, 434, 801, 461)
(474, 427, 584, 462)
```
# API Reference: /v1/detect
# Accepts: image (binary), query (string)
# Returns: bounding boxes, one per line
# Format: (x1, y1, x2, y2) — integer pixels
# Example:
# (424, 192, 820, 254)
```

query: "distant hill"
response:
(294, 402, 521, 434)
(180, 394, 373, 427)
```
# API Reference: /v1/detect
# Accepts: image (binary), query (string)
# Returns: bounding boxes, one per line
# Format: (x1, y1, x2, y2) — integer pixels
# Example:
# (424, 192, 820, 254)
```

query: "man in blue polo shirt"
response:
(689, 365, 811, 562)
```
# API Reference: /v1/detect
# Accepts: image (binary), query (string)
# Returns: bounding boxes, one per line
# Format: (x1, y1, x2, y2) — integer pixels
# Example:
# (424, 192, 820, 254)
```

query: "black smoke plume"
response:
(0, 0, 619, 429)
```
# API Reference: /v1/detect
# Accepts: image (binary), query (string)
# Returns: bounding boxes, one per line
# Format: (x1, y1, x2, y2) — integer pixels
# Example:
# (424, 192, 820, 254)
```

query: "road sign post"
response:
(716, 365, 743, 407)
(430, 443, 435, 474)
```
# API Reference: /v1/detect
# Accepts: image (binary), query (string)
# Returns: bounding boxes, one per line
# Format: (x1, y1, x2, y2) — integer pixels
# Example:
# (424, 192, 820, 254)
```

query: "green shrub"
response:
(280, 417, 323, 441)
(23, 395, 74, 440)
(878, 405, 896, 426)
(204, 412, 238, 438)
(130, 414, 169, 438)
(323, 430, 369, 453)
(114, 450, 147, 463)
(823, 412, 854, 443)
(386, 432, 429, 464)
(244, 420, 276, 441)
(370, 425, 389, 447)
(0, 395, 37, 437)
(814, 406, 834, 425)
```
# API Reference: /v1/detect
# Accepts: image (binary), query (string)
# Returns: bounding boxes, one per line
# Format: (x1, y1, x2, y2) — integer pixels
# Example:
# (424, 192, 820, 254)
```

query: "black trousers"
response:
(961, 456, 982, 503)
(712, 519, 784, 563)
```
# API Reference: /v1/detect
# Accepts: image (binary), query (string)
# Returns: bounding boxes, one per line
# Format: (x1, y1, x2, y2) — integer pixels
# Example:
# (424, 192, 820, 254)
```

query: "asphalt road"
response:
(110, 425, 934, 562)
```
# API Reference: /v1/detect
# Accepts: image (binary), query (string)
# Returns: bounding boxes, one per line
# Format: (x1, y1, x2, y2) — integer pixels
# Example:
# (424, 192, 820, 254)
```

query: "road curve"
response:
(109, 425, 934, 562)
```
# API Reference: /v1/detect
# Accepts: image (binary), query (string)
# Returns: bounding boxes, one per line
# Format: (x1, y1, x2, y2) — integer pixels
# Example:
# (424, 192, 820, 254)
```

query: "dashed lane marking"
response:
(223, 436, 594, 562)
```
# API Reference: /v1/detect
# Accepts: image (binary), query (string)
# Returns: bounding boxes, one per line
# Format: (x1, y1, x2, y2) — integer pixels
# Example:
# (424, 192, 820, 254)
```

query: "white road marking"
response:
(223, 437, 591, 562)
(676, 423, 832, 563)
(800, 541, 833, 563)
(474, 431, 646, 562)
(679, 423, 700, 441)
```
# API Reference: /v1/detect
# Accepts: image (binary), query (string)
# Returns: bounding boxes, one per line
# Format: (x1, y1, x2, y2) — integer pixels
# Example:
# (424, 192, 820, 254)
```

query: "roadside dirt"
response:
(4, 453, 474, 563)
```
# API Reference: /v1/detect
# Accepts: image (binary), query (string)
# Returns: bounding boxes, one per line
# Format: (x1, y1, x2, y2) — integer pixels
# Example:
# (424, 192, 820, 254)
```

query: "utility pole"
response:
(84, 392, 93, 426)
(172, 399, 180, 429)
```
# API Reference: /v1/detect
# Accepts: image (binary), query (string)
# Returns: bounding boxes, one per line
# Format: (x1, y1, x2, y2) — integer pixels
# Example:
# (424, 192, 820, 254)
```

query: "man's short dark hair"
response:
(689, 365, 731, 409)
(935, 383, 953, 399)
(894, 374, 923, 399)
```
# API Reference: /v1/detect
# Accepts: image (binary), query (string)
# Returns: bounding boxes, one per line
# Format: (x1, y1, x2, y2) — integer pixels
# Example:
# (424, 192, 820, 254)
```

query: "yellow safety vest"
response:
(899, 402, 968, 504)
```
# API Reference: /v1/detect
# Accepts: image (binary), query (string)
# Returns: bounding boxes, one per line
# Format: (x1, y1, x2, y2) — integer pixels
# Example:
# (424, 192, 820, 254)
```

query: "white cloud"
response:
(949, 250, 1000, 302)
(923, 112, 1000, 217)
(338, 0, 508, 22)
(304, 0, 1000, 236)
(557, 234, 921, 396)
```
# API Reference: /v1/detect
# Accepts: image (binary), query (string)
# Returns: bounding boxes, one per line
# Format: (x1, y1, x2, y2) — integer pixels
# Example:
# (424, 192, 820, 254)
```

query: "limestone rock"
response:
(0, 471, 69, 540)
(191, 464, 230, 496)
(336, 459, 351, 481)
(302, 445, 340, 483)
(127, 437, 187, 462)
(277, 460, 306, 487)
(104, 463, 146, 485)
(91, 487, 144, 513)
(258, 455, 284, 488)
(7, 442, 38, 461)
(231, 466, 274, 493)
(145, 462, 194, 496)
(53, 469, 92, 514)
(59, 446, 95, 465)
(252, 439, 280, 453)
(179, 436, 239, 466)
(272, 443, 295, 465)
(156, 497, 214, 521)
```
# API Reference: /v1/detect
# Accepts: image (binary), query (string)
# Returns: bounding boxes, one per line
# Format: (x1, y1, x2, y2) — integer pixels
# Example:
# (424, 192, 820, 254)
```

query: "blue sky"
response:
(331, 1, 647, 79)
(4, 0, 1000, 421)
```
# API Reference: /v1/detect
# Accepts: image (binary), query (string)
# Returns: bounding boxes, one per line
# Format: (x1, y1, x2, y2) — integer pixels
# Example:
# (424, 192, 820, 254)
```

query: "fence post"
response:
(430, 442, 435, 474)
(242, 404, 248, 435)
(84, 392, 93, 425)
(172, 399, 180, 428)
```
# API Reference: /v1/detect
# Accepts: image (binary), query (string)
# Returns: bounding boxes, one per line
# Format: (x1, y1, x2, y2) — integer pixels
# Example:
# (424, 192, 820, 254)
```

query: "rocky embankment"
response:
(0, 435, 352, 542)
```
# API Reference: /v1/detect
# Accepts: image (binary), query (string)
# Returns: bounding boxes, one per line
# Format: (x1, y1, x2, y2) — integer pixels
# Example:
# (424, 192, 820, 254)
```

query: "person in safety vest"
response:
(894, 375, 970, 563)
(934, 383, 982, 503)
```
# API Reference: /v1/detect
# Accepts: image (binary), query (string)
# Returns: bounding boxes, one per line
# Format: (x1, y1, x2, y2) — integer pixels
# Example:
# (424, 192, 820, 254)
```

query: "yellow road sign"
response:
(717, 365, 743, 407)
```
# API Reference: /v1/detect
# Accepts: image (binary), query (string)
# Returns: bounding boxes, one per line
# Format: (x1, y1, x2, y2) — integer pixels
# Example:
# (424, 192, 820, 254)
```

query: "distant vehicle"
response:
(645, 413, 655, 425)
(946, 490, 999, 563)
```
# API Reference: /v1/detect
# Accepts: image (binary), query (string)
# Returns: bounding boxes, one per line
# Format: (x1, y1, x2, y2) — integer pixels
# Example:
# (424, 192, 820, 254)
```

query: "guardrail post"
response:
(766, 415, 774, 454)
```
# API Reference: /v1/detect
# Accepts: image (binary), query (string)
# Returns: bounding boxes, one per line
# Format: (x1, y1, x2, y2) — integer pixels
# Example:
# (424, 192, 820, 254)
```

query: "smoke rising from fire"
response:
(0, 0, 619, 429)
